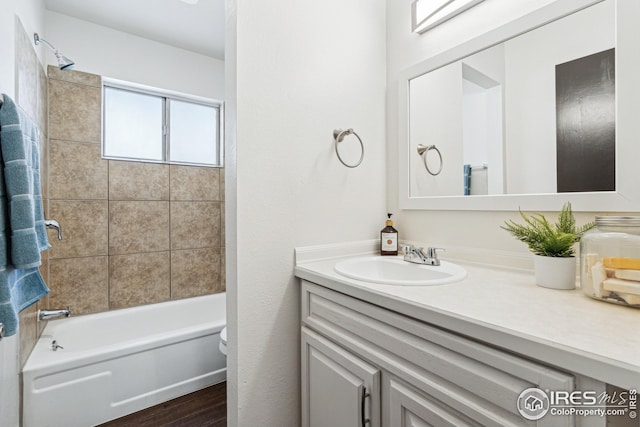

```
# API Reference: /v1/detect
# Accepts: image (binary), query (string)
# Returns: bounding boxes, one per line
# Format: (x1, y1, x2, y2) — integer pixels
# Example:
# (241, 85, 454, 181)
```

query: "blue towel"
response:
(463, 164, 471, 196)
(0, 94, 50, 336)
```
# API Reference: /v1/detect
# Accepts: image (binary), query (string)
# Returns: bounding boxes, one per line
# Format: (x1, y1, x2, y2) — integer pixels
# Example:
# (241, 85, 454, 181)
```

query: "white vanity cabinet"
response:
(300, 280, 600, 427)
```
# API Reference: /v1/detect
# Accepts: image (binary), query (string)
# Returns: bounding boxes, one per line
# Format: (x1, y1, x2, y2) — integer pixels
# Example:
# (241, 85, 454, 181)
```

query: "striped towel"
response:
(0, 94, 50, 337)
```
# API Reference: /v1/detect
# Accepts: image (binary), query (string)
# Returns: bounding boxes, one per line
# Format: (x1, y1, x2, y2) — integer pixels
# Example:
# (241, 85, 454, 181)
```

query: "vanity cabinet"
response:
(301, 280, 589, 427)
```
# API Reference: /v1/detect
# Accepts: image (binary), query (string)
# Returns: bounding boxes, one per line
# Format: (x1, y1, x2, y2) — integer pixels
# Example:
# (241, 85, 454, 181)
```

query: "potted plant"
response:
(501, 202, 595, 290)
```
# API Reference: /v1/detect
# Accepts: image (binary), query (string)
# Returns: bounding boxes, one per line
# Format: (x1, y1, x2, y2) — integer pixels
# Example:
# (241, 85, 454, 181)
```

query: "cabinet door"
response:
(302, 328, 381, 427)
(387, 377, 483, 427)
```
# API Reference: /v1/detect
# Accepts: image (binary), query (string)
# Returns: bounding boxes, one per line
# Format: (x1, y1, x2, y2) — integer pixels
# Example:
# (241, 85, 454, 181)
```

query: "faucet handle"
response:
(402, 244, 414, 255)
(45, 219, 62, 240)
(426, 247, 445, 258)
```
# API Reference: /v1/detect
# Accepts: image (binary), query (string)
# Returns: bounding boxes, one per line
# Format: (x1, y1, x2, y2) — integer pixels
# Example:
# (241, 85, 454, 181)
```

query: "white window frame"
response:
(102, 77, 224, 167)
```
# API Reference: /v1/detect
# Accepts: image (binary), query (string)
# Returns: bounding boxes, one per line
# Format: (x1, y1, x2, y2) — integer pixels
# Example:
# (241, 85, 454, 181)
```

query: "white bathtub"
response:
(22, 293, 226, 427)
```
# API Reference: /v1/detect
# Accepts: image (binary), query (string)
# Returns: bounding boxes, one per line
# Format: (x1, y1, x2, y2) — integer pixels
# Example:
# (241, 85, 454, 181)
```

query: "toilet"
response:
(219, 327, 227, 356)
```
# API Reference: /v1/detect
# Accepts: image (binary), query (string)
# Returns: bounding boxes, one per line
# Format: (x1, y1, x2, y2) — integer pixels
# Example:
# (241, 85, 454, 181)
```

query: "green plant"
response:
(501, 202, 595, 257)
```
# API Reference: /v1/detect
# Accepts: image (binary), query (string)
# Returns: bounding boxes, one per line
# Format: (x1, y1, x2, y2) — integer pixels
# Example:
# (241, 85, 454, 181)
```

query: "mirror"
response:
(398, 0, 640, 211)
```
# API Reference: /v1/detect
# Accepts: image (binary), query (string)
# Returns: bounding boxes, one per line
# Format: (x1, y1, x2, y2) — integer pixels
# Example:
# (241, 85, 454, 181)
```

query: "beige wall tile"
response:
(14, 18, 51, 350)
(48, 200, 108, 259)
(109, 161, 169, 201)
(37, 246, 49, 335)
(18, 305, 37, 368)
(40, 137, 49, 200)
(47, 66, 101, 87)
(220, 168, 225, 201)
(171, 248, 222, 299)
(170, 165, 219, 201)
(49, 79, 101, 143)
(37, 64, 48, 134)
(39, 65, 229, 316)
(109, 201, 170, 254)
(50, 140, 108, 200)
(48, 256, 109, 315)
(171, 202, 220, 250)
(109, 252, 170, 309)
(39, 250, 49, 287)
(36, 299, 48, 337)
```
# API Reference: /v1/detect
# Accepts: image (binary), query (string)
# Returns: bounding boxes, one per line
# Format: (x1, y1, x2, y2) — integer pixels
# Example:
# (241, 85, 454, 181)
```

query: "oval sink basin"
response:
(334, 256, 467, 286)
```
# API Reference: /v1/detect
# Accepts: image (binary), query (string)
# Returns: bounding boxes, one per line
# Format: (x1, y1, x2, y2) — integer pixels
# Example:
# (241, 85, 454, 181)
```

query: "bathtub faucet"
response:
(38, 307, 71, 321)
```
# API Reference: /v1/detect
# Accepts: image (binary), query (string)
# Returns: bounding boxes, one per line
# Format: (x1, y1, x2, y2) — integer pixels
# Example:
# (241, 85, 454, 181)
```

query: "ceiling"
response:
(44, 0, 225, 60)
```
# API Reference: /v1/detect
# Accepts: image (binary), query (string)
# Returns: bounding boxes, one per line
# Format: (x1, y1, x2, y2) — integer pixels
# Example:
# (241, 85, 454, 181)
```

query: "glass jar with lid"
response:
(580, 216, 640, 308)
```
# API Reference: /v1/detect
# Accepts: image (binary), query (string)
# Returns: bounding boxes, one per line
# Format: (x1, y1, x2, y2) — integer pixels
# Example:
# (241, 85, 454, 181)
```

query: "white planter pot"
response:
(533, 255, 577, 290)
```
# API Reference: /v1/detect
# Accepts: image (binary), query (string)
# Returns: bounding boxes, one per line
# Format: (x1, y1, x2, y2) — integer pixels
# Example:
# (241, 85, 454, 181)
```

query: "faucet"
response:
(44, 219, 62, 240)
(403, 245, 444, 266)
(38, 307, 71, 321)
(50, 340, 64, 351)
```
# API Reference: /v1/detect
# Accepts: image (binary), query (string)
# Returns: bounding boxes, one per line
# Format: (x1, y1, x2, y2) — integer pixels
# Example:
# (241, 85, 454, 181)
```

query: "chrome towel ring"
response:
(333, 128, 364, 168)
(417, 144, 443, 176)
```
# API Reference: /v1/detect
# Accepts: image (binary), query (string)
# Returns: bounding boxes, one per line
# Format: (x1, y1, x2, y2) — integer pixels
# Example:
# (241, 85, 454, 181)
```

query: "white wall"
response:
(45, 11, 224, 100)
(409, 61, 463, 196)
(386, 0, 609, 255)
(227, 0, 387, 425)
(0, 5, 46, 427)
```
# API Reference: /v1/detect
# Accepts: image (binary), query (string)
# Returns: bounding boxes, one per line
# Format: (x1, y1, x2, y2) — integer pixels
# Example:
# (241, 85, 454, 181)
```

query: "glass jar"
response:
(580, 216, 640, 308)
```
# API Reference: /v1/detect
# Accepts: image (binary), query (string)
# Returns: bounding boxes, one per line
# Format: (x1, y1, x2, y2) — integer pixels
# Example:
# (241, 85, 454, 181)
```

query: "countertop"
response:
(294, 241, 640, 390)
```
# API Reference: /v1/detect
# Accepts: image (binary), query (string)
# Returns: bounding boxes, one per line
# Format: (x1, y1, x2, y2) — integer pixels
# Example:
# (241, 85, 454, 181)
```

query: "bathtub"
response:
(22, 293, 226, 427)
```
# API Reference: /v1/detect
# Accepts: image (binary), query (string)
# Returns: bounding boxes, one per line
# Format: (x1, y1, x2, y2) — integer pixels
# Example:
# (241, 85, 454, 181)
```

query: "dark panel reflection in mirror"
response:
(556, 48, 615, 192)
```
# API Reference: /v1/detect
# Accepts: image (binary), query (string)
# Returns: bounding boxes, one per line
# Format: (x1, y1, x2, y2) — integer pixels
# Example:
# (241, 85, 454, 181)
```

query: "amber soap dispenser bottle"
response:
(381, 213, 398, 256)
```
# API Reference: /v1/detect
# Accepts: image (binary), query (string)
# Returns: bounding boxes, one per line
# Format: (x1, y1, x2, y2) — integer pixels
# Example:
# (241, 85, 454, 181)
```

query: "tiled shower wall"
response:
(45, 66, 225, 317)
(14, 17, 50, 368)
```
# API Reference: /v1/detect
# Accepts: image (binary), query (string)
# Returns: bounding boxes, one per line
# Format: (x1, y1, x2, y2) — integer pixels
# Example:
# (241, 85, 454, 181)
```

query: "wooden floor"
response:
(98, 382, 227, 427)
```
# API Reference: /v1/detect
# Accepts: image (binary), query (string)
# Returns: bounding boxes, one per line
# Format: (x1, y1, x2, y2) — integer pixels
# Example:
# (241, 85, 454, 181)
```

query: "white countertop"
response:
(294, 241, 640, 390)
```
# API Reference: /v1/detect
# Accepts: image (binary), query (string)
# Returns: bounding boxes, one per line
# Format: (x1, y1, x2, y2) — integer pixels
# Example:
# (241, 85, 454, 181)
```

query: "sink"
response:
(334, 256, 467, 286)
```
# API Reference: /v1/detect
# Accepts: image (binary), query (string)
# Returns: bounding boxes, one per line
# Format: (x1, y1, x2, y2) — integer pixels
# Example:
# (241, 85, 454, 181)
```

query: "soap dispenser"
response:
(381, 213, 398, 256)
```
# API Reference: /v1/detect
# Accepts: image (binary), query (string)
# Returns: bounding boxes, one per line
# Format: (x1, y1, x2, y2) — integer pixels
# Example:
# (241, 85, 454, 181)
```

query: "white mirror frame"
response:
(399, 0, 640, 211)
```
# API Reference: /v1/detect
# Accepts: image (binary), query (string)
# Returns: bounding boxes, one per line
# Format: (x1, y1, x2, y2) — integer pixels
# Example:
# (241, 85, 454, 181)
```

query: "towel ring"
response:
(333, 128, 364, 168)
(417, 144, 443, 176)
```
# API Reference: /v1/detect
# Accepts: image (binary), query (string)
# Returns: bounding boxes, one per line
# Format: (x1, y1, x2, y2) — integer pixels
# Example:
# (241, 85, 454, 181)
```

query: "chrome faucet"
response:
(38, 307, 71, 321)
(50, 340, 64, 351)
(44, 219, 62, 240)
(403, 245, 444, 266)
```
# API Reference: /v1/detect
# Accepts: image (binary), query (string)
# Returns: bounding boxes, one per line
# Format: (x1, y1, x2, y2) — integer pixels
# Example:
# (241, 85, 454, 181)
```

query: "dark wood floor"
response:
(98, 382, 227, 427)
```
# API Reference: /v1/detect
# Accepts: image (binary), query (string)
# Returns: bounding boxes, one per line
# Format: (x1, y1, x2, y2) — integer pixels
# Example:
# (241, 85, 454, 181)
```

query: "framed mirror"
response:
(398, 0, 640, 211)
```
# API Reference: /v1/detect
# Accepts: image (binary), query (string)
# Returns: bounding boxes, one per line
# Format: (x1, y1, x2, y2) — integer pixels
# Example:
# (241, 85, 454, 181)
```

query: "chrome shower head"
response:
(34, 33, 75, 71)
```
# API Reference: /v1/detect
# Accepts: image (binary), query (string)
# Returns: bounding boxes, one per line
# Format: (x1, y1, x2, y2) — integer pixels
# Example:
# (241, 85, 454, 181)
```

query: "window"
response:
(103, 80, 223, 167)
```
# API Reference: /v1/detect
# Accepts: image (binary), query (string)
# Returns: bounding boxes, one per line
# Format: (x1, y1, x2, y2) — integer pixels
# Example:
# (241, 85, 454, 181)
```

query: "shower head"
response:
(33, 33, 75, 71)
